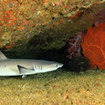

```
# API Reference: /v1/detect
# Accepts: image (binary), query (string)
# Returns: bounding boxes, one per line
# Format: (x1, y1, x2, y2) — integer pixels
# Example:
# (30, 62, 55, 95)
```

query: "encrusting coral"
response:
(66, 30, 86, 59)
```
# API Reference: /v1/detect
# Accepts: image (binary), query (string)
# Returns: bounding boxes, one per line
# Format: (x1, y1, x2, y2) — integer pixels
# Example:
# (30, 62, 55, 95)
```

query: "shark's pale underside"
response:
(0, 51, 63, 78)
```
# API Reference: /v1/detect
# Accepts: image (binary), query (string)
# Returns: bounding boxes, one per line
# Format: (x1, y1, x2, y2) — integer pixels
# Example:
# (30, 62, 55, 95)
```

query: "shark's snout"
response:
(56, 63, 63, 68)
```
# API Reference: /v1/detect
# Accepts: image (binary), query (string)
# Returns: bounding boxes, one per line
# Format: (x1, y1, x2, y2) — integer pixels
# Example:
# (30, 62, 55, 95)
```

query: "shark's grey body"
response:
(0, 51, 63, 78)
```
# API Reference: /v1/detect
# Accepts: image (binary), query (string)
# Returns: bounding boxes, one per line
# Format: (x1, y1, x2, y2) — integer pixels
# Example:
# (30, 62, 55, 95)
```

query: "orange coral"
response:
(82, 22, 105, 70)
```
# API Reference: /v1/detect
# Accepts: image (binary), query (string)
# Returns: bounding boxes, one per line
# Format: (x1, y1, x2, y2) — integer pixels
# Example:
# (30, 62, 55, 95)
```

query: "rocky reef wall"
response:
(0, 0, 105, 50)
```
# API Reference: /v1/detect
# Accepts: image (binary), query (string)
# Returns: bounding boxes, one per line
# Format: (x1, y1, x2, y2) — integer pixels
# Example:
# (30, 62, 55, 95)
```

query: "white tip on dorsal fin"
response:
(0, 51, 7, 60)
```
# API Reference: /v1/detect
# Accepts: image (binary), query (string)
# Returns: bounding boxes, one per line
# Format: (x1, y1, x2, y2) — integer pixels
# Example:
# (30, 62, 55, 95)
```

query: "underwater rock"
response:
(0, 0, 104, 49)
(94, 9, 105, 26)
(82, 22, 105, 70)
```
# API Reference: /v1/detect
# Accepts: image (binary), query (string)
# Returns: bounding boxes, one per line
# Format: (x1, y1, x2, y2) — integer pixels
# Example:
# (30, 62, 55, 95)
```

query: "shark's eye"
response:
(52, 64, 57, 67)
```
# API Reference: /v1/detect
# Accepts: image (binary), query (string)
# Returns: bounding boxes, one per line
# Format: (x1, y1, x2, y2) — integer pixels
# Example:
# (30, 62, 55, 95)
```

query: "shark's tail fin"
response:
(0, 51, 8, 60)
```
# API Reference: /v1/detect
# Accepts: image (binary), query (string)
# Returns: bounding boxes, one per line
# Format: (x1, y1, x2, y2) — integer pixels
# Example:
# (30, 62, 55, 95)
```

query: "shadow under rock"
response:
(64, 56, 91, 73)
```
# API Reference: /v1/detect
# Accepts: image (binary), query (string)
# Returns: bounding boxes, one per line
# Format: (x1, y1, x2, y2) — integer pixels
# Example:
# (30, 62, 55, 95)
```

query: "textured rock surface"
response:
(82, 22, 105, 70)
(0, 0, 105, 50)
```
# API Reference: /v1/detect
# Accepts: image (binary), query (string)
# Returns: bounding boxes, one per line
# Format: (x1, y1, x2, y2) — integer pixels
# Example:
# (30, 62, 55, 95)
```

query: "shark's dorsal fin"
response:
(17, 65, 34, 74)
(0, 51, 7, 60)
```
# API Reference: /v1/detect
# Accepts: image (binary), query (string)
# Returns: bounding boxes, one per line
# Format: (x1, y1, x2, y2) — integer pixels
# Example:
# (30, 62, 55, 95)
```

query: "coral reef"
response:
(66, 7, 105, 71)
(66, 31, 86, 59)
(65, 30, 91, 73)
(0, 0, 105, 49)
(82, 22, 105, 70)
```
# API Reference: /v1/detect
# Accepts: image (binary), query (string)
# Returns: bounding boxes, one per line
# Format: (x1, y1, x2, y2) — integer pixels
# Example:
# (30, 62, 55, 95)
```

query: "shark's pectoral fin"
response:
(22, 75, 27, 78)
(17, 65, 34, 74)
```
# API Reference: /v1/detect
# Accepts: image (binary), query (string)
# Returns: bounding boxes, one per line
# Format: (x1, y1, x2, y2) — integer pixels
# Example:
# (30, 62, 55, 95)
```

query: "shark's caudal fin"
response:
(0, 51, 8, 60)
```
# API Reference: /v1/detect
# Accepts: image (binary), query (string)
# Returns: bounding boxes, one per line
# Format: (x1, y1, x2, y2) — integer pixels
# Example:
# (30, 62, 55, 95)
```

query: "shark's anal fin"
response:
(0, 51, 7, 60)
(17, 65, 34, 74)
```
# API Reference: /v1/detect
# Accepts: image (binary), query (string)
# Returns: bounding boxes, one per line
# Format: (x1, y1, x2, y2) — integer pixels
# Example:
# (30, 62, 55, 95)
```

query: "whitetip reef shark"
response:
(0, 51, 63, 78)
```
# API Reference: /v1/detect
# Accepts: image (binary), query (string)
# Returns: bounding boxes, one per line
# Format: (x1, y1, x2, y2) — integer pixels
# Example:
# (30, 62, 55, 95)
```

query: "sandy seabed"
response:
(0, 69, 105, 105)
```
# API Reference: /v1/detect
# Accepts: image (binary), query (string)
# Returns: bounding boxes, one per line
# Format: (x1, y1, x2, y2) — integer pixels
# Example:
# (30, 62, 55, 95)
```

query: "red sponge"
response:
(82, 22, 105, 70)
